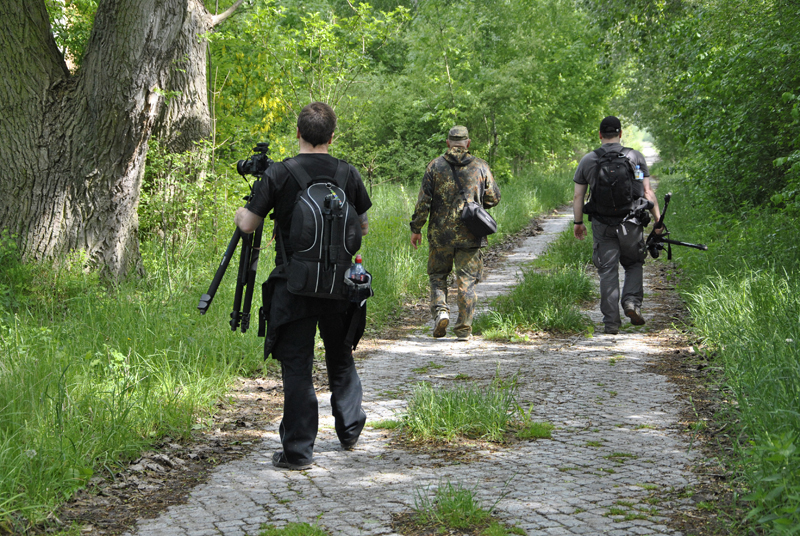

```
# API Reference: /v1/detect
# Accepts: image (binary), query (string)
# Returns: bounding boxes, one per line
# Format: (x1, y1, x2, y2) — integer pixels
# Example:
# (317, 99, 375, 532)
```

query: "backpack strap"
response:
(283, 158, 315, 190)
(331, 159, 350, 190)
(447, 161, 483, 205)
(283, 157, 350, 191)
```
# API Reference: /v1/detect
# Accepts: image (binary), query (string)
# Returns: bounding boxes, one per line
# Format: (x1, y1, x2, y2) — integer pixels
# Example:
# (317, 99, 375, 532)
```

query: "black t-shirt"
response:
(245, 153, 372, 264)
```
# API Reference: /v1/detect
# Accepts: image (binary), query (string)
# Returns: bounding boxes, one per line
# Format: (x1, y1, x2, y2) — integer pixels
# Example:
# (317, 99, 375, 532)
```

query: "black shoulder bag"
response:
(447, 163, 497, 238)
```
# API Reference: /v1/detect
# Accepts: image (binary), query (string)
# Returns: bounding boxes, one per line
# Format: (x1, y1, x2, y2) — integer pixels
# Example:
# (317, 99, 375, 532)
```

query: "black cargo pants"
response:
(273, 312, 366, 465)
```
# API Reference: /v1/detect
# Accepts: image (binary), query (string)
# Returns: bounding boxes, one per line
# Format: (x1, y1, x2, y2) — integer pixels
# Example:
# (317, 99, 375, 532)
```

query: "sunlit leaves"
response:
(44, 0, 98, 68)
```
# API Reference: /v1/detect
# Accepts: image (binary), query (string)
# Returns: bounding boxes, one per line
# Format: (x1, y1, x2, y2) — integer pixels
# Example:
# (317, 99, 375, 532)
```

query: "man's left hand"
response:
(411, 233, 422, 249)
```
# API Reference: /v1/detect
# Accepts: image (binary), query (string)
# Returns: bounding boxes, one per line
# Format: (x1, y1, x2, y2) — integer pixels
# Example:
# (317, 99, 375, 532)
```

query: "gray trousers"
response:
(591, 220, 646, 330)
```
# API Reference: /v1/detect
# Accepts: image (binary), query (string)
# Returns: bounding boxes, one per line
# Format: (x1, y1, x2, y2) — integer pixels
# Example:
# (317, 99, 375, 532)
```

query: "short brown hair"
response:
(297, 102, 337, 147)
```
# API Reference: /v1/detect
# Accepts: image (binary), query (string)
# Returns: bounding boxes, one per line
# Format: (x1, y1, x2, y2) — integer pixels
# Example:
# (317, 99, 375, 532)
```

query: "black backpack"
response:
(588, 146, 638, 217)
(278, 158, 362, 300)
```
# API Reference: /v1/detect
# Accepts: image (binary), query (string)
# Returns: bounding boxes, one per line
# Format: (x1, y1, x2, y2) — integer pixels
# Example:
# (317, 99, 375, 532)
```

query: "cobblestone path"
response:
(125, 211, 698, 536)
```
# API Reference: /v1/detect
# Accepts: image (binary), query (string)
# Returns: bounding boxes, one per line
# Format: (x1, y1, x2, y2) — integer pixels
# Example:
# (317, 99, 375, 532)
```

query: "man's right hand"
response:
(574, 223, 587, 240)
(411, 232, 422, 250)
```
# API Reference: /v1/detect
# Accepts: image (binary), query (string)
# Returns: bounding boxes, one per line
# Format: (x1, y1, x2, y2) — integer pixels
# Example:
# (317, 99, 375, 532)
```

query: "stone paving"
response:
(125, 208, 698, 536)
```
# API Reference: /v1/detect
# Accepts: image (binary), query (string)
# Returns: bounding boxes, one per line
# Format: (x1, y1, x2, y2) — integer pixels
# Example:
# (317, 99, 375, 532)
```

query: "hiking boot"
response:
(604, 326, 619, 335)
(455, 333, 470, 341)
(433, 311, 449, 338)
(271, 451, 313, 470)
(623, 302, 645, 326)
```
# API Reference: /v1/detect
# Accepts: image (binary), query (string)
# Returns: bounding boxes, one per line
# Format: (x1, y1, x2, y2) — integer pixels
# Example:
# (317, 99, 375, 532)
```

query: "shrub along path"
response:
(115, 208, 716, 536)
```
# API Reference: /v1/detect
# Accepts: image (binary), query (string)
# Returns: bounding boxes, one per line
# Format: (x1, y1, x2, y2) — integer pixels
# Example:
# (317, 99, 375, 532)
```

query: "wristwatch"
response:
(573, 221, 584, 225)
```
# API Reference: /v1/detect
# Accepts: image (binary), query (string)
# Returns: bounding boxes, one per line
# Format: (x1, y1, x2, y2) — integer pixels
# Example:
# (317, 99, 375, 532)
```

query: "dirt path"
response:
(93, 208, 712, 536)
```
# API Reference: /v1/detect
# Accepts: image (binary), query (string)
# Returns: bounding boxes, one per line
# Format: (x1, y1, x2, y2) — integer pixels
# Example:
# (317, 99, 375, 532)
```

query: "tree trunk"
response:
(0, 0, 234, 279)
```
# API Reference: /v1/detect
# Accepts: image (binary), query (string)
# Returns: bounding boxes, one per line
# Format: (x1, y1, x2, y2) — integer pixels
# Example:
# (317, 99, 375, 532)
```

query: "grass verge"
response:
(658, 173, 800, 533)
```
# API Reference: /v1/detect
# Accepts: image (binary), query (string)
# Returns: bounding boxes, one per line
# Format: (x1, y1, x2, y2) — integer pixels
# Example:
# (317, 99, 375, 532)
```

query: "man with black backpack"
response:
(234, 102, 371, 470)
(572, 116, 662, 335)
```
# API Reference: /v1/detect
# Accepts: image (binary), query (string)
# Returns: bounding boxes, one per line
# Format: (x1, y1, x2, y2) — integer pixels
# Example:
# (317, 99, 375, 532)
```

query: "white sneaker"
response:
(433, 311, 449, 338)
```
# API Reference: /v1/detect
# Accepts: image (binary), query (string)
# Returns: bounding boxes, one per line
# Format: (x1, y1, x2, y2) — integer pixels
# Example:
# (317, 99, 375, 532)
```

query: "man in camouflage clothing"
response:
(410, 125, 501, 340)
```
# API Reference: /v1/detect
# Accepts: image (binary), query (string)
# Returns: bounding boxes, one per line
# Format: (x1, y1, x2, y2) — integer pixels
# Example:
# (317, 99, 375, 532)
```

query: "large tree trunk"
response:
(0, 0, 237, 279)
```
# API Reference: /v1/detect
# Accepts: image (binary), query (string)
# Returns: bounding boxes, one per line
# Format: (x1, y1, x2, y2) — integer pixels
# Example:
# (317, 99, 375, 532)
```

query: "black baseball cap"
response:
(599, 116, 622, 135)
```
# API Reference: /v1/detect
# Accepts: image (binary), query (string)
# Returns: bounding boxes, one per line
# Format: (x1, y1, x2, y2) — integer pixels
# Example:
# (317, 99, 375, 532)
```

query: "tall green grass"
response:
(474, 228, 595, 337)
(402, 375, 519, 442)
(0, 231, 265, 526)
(659, 174, 800, 532)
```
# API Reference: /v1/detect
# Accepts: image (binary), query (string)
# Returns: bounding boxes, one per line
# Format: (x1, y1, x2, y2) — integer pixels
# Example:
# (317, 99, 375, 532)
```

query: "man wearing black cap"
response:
(409, 125, 501, 341)
(572, 116, 661, 335)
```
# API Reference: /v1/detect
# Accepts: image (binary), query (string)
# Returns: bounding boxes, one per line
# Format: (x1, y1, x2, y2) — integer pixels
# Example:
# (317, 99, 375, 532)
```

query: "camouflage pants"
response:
(428, 246, 484, 337)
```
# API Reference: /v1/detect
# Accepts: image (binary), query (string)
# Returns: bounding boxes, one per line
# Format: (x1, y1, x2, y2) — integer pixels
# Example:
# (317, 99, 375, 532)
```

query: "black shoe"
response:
(623, 302, 645, 326)
(604, 326, 619, 335)
(271, 451, 313, 470)
(340, 439, 358, 451)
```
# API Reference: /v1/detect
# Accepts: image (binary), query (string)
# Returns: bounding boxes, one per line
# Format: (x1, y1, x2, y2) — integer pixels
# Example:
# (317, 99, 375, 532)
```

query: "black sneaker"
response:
(271, 451, 313, 470)
(623, 302, 646, 326)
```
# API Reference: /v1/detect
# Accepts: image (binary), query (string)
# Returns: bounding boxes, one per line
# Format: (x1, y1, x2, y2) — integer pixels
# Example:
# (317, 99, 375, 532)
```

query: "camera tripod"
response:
(197, 220, 264, 333)
(197, 143, 272, 333)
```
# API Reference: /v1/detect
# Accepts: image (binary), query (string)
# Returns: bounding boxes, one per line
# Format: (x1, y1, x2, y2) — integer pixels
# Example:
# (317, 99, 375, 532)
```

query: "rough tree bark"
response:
(0, 0, 240, 279)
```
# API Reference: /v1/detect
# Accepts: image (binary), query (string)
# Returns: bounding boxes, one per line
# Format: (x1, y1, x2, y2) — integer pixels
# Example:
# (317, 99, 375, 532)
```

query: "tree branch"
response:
(210, 0, 243, 27)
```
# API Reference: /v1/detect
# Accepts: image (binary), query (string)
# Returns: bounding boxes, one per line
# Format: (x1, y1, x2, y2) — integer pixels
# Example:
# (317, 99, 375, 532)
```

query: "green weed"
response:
(368, 419, 402, 430)
(258, 522, 330, 536)
(516, 421, 555, 440)
(401, 374, 519, 442)
(414, 481, 492, 529)
(474, 262, 594, 336)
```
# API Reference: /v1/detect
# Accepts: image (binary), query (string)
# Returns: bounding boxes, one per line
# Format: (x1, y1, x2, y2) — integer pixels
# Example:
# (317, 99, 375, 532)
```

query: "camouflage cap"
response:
(448, 125, 469, 141)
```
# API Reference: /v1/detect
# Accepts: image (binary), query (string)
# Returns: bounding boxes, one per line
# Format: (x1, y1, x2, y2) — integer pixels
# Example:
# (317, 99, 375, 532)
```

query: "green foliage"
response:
(45, 0, 97, 68)
(209, 0, 409, 162)
(586, 0, 800, 210)
(335, 0, 613, 181)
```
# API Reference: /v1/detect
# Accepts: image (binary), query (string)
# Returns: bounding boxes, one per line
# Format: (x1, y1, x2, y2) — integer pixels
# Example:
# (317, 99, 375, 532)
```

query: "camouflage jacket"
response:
(410, 147, 501, 248)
